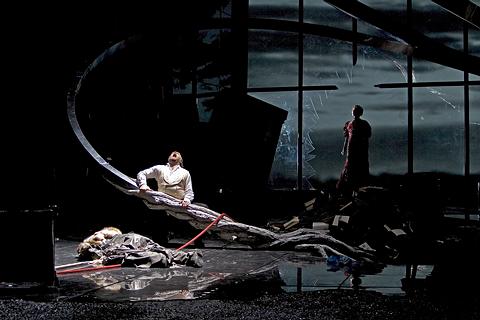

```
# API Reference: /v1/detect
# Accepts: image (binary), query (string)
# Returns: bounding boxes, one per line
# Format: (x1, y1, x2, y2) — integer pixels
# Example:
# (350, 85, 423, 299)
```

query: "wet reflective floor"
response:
(39, 239, 433, 302)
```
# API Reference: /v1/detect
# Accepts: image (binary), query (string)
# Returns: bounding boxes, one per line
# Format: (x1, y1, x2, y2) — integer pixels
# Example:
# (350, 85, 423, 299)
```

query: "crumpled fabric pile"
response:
(82, 232, 203, 268)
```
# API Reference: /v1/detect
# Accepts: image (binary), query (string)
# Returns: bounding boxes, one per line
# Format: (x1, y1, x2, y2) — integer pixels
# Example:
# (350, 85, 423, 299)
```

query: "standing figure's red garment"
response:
(337, 117, 372, 195)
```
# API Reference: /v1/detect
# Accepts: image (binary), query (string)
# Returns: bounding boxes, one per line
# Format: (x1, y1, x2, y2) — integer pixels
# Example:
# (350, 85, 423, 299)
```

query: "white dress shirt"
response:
(136, 163, 194, 202)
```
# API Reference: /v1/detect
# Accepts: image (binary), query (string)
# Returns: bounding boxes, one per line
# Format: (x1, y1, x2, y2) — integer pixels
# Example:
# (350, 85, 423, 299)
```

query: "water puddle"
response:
(50, 247, 435, 302)
(278, 262, 434, 295)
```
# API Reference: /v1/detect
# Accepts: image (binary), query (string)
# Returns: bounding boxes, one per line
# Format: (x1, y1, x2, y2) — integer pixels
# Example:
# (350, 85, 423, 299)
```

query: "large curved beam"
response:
(247, 18, 413, 56)
(432, 0, 480, 29)
(200, 17, 413, 55)
(202, 16, 480, 75)
(67, 93, 138, 190)
(324, 0, 480, 76)
(67, 38, 139, 190)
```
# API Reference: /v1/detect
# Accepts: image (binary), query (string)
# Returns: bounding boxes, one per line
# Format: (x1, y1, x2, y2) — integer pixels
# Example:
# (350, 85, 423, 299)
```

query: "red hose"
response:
(176, 212, 226, 251)
(56, 264, 122, 275)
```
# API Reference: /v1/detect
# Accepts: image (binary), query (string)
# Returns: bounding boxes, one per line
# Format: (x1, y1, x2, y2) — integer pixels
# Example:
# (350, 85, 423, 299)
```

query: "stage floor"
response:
(43, 238, 432, 302)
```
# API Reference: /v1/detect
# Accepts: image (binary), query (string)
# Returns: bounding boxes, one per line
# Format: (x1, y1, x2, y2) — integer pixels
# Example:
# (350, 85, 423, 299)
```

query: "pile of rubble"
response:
(265, 185, 442, 265)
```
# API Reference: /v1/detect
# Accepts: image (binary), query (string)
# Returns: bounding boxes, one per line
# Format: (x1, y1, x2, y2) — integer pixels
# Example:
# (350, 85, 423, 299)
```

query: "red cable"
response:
(56, 264, 122, 275)
(176, 212, 226, 251)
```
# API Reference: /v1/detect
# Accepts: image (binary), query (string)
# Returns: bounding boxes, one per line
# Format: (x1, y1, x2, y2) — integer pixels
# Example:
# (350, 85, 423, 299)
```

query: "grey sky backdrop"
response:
(245, 0, 480, 186)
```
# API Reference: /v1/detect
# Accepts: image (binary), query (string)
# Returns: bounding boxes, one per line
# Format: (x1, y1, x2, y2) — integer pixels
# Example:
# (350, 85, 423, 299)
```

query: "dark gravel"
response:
(1, 289, 479, 320)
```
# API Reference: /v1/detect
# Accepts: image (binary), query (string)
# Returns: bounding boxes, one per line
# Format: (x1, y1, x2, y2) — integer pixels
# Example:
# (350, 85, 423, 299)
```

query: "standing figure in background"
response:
(137, 151, 194, 207)
(337, 105, 372, 197)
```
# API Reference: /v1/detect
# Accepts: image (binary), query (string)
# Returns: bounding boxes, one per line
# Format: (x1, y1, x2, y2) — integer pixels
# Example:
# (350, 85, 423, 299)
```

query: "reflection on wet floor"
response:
(279, 262, 433, 295)
(49, 239, 431, 302)
(54, 239, 291, 302)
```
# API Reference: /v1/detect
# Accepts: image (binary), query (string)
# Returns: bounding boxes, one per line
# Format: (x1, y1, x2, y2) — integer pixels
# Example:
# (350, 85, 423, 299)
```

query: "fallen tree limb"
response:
(110, 181, 375, 261)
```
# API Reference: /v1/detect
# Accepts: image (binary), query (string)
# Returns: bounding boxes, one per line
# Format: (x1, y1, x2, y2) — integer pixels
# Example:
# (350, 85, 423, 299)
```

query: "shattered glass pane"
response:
(413, 0, 464, 51)
(304, 38, 408, 185)
(249, 92, 298, 189)
(413, 86, 464, 174)
(303, 36, 352, 86)
(248, 30, 299, 87)
(413, 58, 463, 82)
(304, 0, 351, 29)
(246, 0, 478, 189)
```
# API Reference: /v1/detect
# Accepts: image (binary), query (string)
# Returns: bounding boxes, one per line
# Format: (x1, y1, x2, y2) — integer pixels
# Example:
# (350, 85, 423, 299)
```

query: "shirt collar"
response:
(167, 163, 180, 171)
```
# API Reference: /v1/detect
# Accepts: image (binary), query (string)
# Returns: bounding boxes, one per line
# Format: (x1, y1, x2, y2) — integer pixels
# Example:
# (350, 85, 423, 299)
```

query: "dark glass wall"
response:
(247, 0, 479, 190)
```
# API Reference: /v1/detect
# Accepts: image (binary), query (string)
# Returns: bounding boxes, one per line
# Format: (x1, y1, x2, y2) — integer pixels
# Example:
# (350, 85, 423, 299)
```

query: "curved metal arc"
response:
(67, 37, 144, 190)
(67, 87, 138, 191)
(324, 0, 480, 76)
(432, 0, 480, 30)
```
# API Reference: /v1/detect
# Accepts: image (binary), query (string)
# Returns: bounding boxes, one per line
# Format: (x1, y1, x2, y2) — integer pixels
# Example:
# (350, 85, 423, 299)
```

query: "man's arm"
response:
(136, 166, 160, 190)
(183, 172, 194, 204)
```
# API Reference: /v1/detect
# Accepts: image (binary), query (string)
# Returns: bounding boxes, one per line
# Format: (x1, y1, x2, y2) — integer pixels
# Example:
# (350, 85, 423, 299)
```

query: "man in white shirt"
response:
(136, 151, 194, 207)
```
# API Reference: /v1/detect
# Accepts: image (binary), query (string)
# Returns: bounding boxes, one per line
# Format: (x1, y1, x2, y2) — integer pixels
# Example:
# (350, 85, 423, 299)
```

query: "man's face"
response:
(168, 152, 181, 166)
